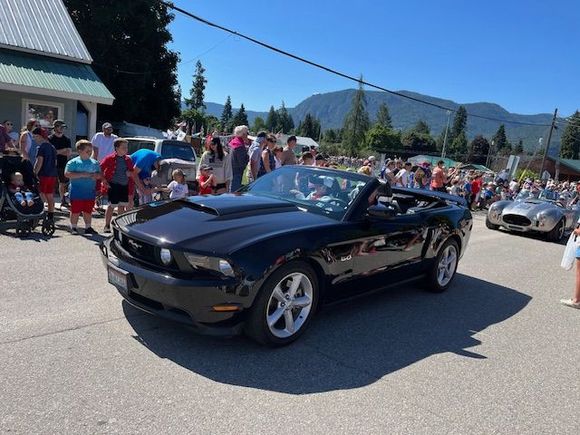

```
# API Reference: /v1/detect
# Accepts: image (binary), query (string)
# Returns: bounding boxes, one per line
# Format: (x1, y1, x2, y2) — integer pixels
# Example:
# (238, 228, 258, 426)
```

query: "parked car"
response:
(125, 137, 198, 187)
(486, 189, 580, 242)
(101, 166, 473, 346)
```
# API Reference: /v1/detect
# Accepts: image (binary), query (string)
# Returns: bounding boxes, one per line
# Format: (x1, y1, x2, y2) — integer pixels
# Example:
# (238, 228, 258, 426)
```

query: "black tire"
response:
(425, 239, 459, 293)
(546, 219, 565, 243)
(485, 218, 499, 230)
(41, 220, 55, 237)
(245, 261, 319, 346)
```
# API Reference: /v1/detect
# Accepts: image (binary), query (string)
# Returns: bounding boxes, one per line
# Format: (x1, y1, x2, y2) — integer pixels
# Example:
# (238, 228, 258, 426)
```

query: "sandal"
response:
(560, 299, 580, 309)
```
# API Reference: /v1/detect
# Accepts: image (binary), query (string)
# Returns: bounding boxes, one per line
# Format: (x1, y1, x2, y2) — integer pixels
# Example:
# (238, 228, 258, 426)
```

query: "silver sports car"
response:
(486, 190, 580, 242)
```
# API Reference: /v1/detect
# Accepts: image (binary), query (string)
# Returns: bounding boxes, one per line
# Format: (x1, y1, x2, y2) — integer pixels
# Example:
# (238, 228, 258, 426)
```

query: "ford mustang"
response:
(101, 166, 473, 346)
(486, 189, 580, 242)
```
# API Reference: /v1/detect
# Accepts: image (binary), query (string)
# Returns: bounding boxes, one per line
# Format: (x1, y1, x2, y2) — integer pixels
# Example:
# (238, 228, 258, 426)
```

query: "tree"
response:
(220, 96, 233, 131)
(185, 60, 207, 111)
(413, 120, 431, 135)
(561, 111, 580, 159)
(366, 125, 402, 154)
(298, 113, 321, 139)
(375, 103, 392, 129)
(450, 106, 468, 144)
(252, 116, 267, 133)
(181, 108, 205, 134)
(401, 130, 436, 152)
(266, 106, 278, 132)
(324, 129, 338, 143)
(449, 131, 468, 160)
(232, 104, 248, 127)
(277, 102, 295, 133)
(64, 0, 180, 128)
(468, 135, 490, 164)
(342, 77, 370, 157)
(492, 124, 509, 152)
(515, 139, 524, 154)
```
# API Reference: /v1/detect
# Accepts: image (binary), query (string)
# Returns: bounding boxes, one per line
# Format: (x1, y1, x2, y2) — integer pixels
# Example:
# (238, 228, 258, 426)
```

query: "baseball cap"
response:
(102, 122, 113, 129)
(32, 127, 48, 138)
(52, 119, 67, 128)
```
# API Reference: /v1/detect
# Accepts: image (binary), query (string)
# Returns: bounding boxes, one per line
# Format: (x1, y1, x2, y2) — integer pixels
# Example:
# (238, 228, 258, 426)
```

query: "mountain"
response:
(188, 89, 561, 151)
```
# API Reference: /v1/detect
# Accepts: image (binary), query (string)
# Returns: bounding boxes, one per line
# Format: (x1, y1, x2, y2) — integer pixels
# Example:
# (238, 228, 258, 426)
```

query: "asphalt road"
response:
(0, 212, 579, 434)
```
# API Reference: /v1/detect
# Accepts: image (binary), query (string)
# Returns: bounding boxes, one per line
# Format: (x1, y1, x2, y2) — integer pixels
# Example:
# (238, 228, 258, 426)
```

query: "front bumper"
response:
(100, 238, 246, 336)
(488, 213, 552, 234)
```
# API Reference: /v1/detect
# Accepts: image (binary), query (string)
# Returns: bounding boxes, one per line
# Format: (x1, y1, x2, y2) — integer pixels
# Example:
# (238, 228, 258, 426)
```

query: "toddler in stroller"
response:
(0, 153, 55, 236)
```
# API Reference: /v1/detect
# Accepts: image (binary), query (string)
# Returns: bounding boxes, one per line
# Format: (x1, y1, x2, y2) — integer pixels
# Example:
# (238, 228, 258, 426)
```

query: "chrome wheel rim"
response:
(558, 221, 565, 239)
(266, 272, 314, 339)
(437, 245, 457, 287)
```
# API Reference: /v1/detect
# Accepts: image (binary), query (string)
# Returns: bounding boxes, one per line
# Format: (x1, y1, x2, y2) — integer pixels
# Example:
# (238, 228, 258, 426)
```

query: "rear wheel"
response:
(245, 261, 319, 346)
(485, 217, 499, 230)
(546, 218, 565, 242)
(426, 239, 459, 293)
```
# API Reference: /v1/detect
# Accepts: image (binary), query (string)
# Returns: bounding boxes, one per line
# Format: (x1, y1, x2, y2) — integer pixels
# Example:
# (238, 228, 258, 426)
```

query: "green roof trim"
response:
(558, 158, 580, 173)
(0, 49, 113, 104)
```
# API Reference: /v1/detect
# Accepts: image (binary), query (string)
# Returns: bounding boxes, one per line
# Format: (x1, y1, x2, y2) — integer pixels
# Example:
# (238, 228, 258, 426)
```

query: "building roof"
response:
(276, 134, 320, 148)
(0, 49, 114, 104)
(0, 0, 92, 64)
(555, 158, 580, 174)
(408, 155, 459, 167)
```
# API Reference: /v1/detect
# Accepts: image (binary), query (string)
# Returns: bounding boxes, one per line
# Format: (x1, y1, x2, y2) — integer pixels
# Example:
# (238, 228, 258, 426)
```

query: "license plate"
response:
(108, 266, 129, 293)
(508, 225, 524, 231)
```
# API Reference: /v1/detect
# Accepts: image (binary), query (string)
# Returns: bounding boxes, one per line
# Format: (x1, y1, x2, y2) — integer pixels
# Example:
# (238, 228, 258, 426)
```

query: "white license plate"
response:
(108, 266, 129, 293)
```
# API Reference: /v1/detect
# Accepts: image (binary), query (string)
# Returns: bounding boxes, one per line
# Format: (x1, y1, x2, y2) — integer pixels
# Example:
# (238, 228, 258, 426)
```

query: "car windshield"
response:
(239, 166, 372, 220)
(161, 141, 196, 161)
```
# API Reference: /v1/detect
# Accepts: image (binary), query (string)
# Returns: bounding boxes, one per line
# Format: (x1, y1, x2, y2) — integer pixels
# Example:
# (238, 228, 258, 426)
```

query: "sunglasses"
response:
(5, 123, 13, 126)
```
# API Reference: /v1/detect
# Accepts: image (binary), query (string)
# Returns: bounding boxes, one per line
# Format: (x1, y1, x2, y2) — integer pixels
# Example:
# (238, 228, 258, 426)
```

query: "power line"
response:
(162, 1, 553, 128)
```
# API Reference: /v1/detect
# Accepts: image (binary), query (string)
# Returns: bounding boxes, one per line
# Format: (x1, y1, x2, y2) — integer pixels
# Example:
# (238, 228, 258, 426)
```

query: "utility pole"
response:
(441, 110, 452, 159)
(486, 140, 495, 169)
(539, 108, 558, 179)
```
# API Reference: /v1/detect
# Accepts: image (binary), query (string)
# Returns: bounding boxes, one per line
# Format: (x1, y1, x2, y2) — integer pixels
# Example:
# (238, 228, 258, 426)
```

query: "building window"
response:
(22, 99, 64, 129)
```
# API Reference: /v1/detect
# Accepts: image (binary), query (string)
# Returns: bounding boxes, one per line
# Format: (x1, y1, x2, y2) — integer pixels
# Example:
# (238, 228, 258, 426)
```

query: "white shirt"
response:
(91, 132, 118, 162)
(168, 181, 189, 199)
(396, 168, 409, 187)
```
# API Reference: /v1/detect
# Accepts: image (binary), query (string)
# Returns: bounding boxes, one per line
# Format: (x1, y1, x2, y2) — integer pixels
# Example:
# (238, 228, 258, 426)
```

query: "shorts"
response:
(70, 199, 95, 214)
(39, 176, 57, 194)
(108, 182, 129, 206)
(575, 246, 580, 259)
(56, 155, 69, 183)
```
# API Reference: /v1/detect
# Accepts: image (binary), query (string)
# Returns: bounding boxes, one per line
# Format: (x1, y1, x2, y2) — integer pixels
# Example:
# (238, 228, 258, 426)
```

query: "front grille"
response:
(503, 214, 531, 226)
(121, 235, 158, 264)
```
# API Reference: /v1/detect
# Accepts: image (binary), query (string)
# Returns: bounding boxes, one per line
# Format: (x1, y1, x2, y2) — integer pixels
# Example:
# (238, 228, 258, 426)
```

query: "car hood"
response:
(114, 194, 336, 254)
(502, 199, 558, 216)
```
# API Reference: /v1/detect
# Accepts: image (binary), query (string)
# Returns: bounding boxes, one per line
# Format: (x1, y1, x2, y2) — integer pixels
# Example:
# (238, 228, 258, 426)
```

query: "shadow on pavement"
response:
(124, 273, 531, 394)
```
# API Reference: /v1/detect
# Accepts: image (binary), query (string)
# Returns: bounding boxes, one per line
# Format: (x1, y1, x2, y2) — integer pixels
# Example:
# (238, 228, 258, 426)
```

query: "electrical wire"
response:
(161, 0, 554, 128)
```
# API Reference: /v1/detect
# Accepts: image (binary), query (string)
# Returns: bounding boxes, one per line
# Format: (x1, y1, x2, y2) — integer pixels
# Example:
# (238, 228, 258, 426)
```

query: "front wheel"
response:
(546, 219, 565, 243)
(245, 261, 319, 346)
(425, 239, 459, 293)
(486, 217, 499, 230)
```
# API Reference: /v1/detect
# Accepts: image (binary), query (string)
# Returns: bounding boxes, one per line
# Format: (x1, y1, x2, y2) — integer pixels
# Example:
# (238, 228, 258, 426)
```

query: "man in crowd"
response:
(32, 127, 57, 222)
(2, 120, 19, 142)
(229, 125, 249, 191)
(395, 162, 413, 187)
(280, 136, 297, 166)
(247, 131, 267, 182)
(48, 120, 72, 208)
(431, 160, 455, 192)
(91, 122, 117, 162)
(381, 159, 397, 184)
(130, 148, 162, 206)
(0, 119, 13, 153)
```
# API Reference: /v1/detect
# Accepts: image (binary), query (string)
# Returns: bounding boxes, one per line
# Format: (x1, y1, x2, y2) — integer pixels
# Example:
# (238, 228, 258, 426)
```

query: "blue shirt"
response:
(65, 156, 101, 200)
(130, 149, 162, 180)
(36, 141, 57, 177)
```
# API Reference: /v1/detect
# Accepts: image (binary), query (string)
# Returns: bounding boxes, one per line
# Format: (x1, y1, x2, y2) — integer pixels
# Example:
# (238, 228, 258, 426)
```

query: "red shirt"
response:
(198, 174, 213, 194)
(100, 152, 135, 195)
(471, 179, 482, 195)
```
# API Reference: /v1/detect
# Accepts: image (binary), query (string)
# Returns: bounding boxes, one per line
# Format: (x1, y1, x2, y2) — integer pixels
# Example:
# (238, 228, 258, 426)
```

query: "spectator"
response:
(381, 159, 397, 184)
(257, 134, 277, 178)
(91, 122, 118, 162)
(197, 164, 215, 194)
(19, 119, 39, 162)
(431, 160, 456, 192)
(48, 120, 72, 209)
(229, 125, 249, 191)
(561, 225, 580, 309)
(32, 127, 57, 222)
(130, 148, 162, 205)
(101, 138, 135, 233)
(3, 120, 18, 142)
(8, 172, 34, 207)
(164, 169, 189, 199)
(247, 131, 267, 182)
(198, 137, 232, 194)
(315, 154, 327, 167)
(0, 119, 14, 153)
(274, 147, 284, 169)
(64, 140, 102, 235)
(300, 152, 314, 166)
(280, 136, 297, 166)
(395, 162, 412, 187)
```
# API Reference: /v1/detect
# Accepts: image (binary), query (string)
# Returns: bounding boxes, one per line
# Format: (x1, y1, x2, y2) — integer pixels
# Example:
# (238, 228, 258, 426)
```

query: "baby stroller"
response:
(0, 154, 55, 237)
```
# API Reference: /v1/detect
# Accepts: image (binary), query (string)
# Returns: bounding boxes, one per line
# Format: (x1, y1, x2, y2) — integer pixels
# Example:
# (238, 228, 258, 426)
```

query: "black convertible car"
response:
(101, 166, 472, 346)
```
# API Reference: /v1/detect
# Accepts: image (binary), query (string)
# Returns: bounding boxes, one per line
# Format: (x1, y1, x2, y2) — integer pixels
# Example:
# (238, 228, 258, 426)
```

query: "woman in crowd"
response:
(198, 137, 232, 194)
(228, 125, 249, 191)
(257, 134, 277, 179)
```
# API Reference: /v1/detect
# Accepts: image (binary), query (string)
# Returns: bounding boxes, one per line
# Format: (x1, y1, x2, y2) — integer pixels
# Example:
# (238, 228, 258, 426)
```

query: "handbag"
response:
(561, 232, 578, 271)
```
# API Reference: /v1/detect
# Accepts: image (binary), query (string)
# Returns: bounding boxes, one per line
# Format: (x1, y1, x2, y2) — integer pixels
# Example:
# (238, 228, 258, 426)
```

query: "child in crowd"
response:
(32, 127, 57, 221)
(100, 138, 134, 233)
(159, 169, 189, 199)
(139, 176, 153, 204)
(9, 172, 34, 207)
(197, 164, 215, 194)
(64, 140, 102, 235)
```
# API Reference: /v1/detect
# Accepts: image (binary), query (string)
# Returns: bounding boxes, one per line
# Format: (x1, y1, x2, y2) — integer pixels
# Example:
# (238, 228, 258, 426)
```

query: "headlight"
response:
(184, 253, 235, 277)
(160, 248, 172, 265)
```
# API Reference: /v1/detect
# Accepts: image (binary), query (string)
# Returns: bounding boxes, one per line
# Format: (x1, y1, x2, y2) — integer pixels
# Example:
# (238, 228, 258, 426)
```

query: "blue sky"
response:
(168, 0, 580, 116)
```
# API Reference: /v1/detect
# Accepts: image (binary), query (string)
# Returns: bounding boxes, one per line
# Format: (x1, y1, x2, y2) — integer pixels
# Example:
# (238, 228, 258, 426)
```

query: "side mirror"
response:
(367, 204, 397, 219)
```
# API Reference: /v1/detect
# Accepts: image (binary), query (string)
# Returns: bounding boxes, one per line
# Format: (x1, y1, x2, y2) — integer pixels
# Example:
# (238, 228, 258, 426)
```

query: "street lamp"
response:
(441, 110, 452, 159)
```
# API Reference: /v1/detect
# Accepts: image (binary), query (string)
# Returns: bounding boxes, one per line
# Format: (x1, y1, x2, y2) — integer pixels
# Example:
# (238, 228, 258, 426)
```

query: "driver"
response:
(307, 176, 331, 200)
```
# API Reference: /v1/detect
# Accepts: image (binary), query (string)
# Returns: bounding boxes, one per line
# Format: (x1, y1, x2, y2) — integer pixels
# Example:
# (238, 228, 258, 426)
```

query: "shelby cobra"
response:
(101, 166, 473, 346)
(486, 190, 580, 242)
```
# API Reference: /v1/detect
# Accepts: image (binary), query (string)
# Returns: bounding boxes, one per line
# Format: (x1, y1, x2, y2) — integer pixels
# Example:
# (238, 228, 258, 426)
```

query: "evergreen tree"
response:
(220, 96, 233, 131)
(63, 0, 180, 128)
(185, 60, 207, 110)
(366, 125, 401, 154)
(561, 111, 580, 159)
(232, 104, 248, 127)
(266, 106, 278, 132)
(277, 102, 295, 133)
(468, 135, 490, 164)
(375, 103, 392, 129)
(450, 106, 468, 144)
(324, 129, 337, 143)
(252, 116, 267, 133)
(492, 124, 509, 152)
(342, 77, 370, 157)
(299, 113, 321, 138)
(401, 130, 436, 152)
(515, 139, 524, 154)
(413, 120, 431, 135)
(449, 131, 468, 160)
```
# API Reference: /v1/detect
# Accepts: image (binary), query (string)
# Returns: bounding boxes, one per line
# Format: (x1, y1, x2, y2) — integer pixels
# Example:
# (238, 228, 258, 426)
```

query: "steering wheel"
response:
(316, 197, 348, 209)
